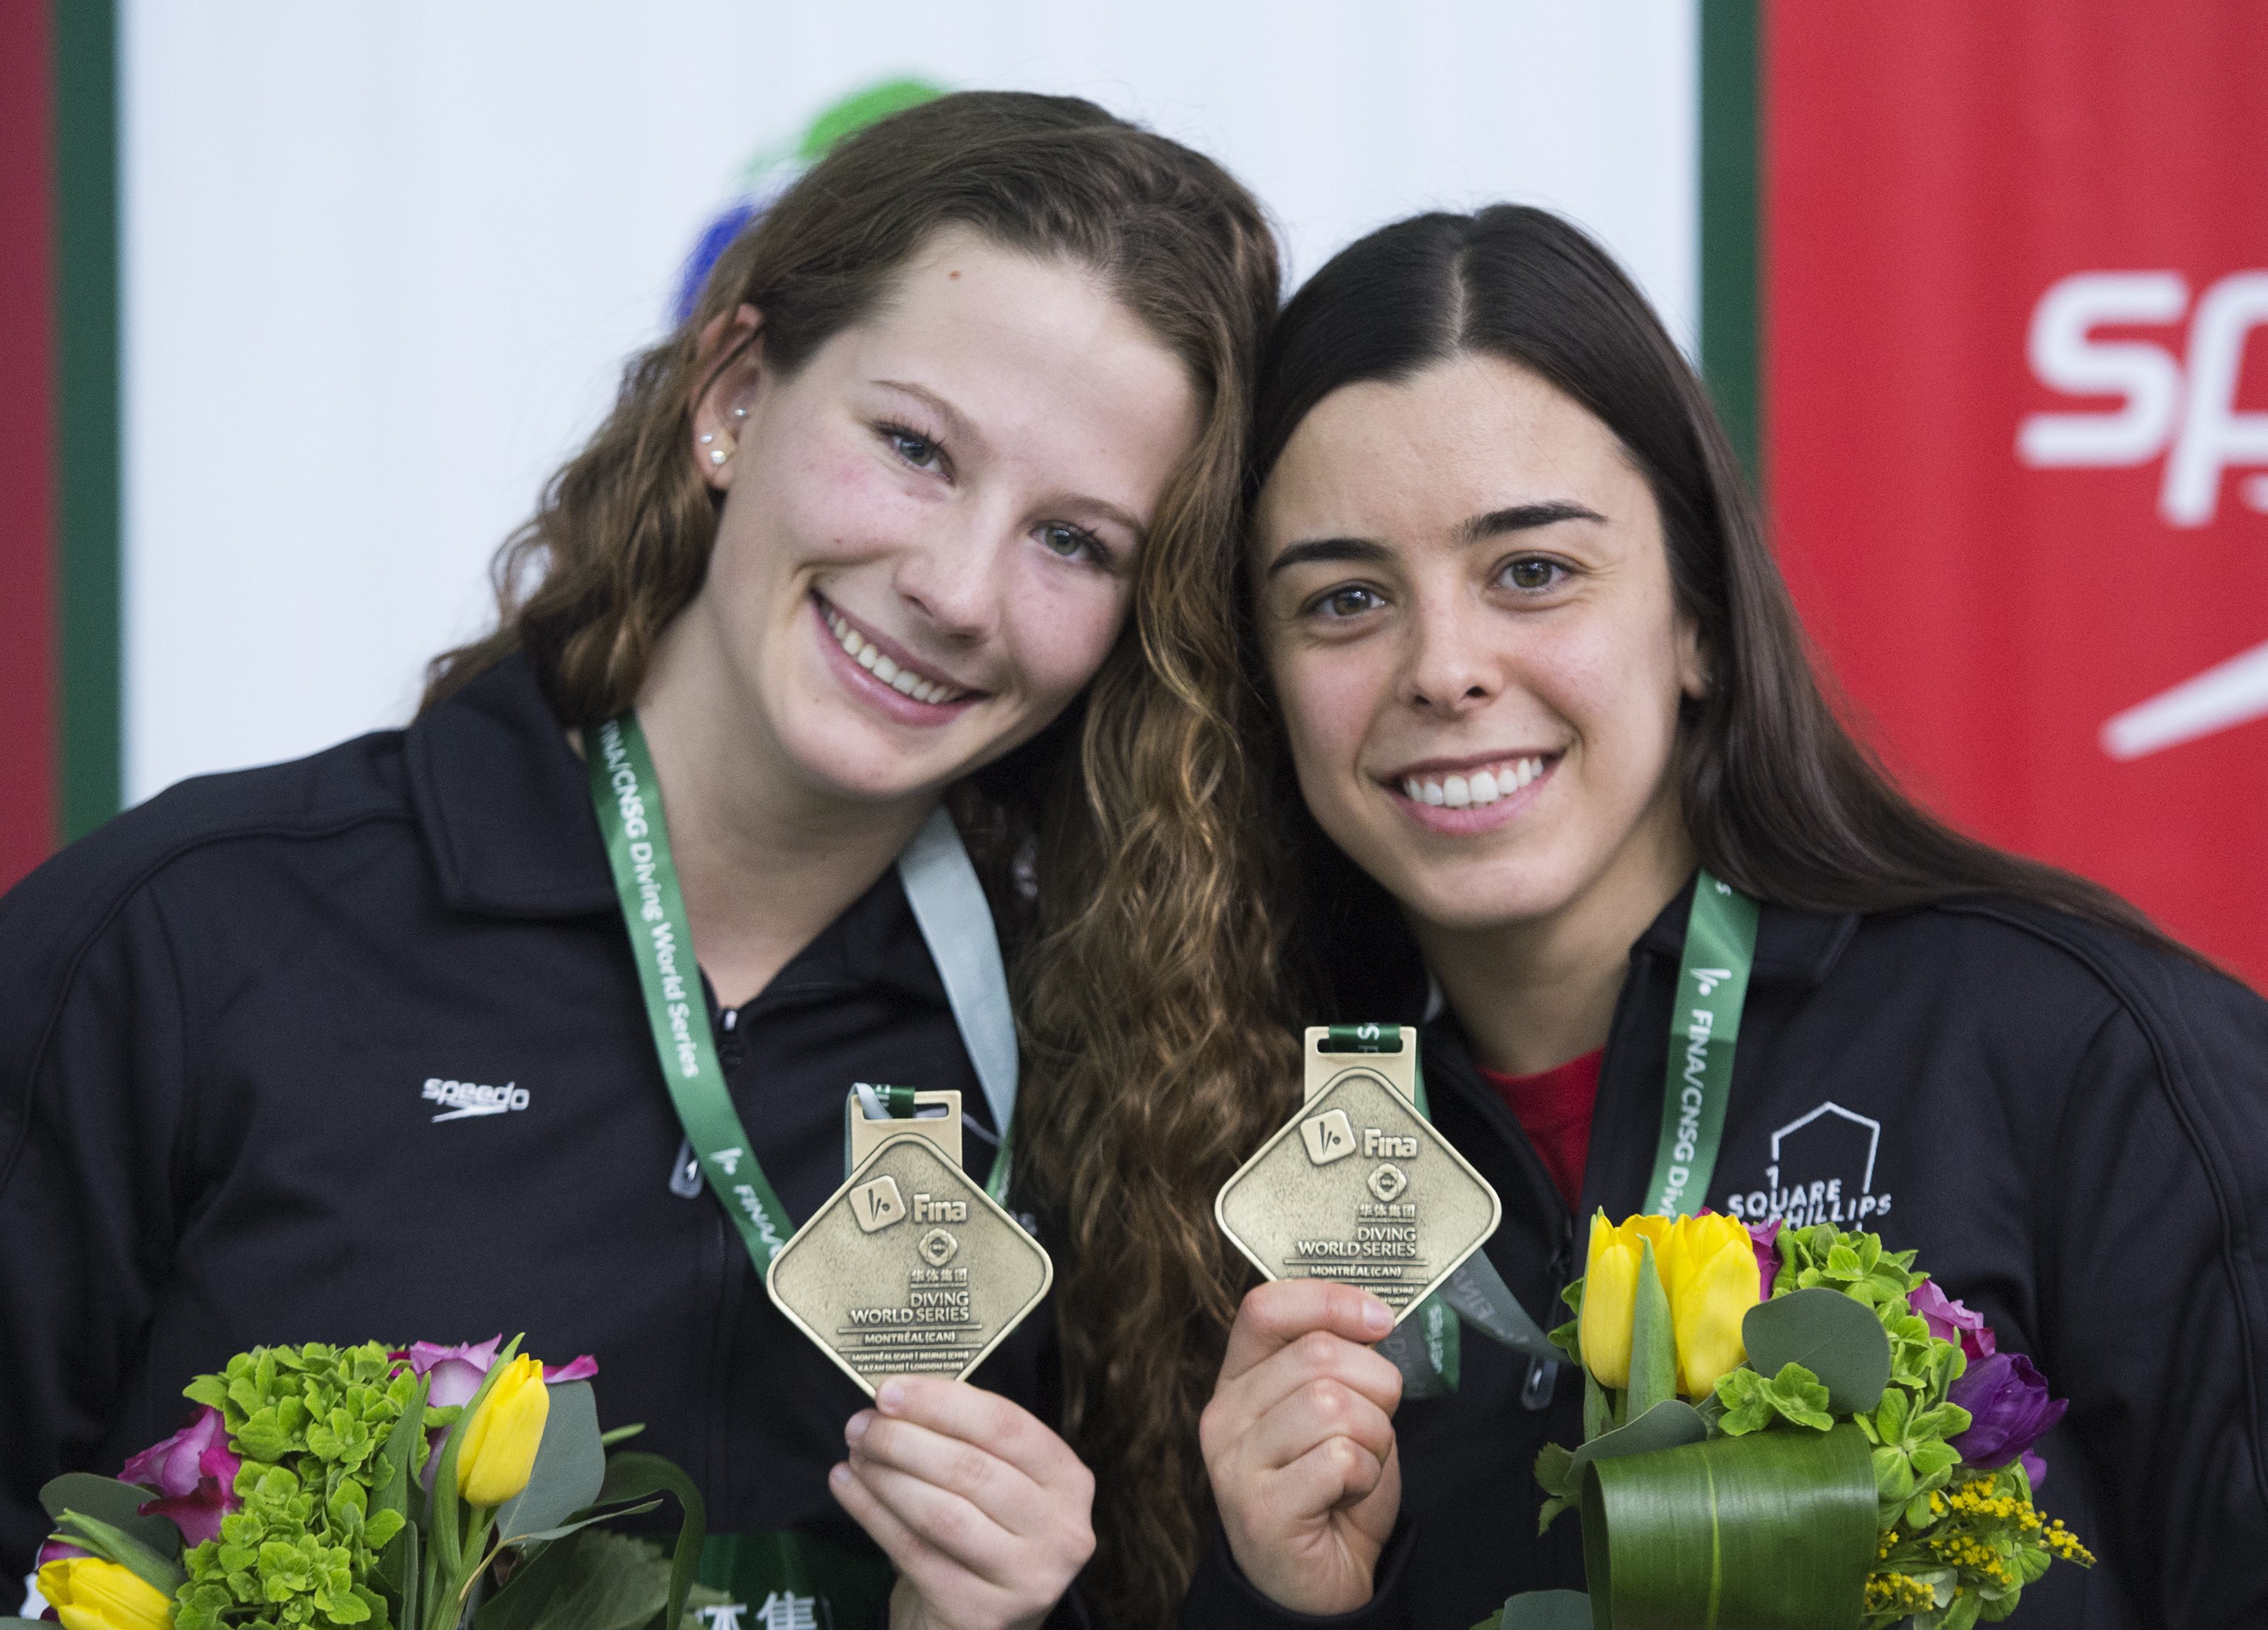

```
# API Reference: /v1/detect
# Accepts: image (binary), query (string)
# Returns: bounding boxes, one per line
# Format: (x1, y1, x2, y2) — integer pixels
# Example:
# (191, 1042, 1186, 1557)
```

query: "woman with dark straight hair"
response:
(1182, 206, 2268, 1628)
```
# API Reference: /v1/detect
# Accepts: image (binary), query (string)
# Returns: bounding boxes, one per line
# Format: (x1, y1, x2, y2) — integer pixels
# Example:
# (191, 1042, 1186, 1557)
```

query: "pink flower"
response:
(118, 1405, 241, 1548)
(1746, 1219, 1783, 1299)
(391, 1337, 597, 1483)
(36, 1542, 90, 1566)
(1907, 1281, 1997, 1362)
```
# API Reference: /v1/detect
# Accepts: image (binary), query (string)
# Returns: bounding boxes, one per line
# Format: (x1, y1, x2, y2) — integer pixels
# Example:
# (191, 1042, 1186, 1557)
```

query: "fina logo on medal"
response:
(1299, 1109, 1358, 1167)
(850, 1176, 907, 1233)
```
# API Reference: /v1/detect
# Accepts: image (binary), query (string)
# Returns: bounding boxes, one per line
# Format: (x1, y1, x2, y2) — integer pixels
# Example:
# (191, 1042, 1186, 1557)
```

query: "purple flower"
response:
(118, 1405, 241, 1548)
(1908, 1281, 1997, 1362)
(1948, 1350, 2068, 1470)
(1746, 1220, 1782, 1299)
(36, 1542, 89, 1566)
(392, 1337, 598, 1483)
(2020, 1449, 2048, 1489)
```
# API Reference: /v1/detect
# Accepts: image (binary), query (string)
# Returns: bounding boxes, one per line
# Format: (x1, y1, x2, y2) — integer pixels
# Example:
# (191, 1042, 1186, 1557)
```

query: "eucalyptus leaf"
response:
(1742, 1287, 1892, 1415)
(1496, 1590, 1593, 1630)
(1580, 1422, 1876, 1630)
(37, 1475, 181, 1560)
(494, 1382, 607, 1544)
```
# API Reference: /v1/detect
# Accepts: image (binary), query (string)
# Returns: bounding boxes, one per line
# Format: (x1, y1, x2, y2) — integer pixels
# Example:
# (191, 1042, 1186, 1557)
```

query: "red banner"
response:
(0, 0, 54, 892)
(1768, 1, 2268, 985)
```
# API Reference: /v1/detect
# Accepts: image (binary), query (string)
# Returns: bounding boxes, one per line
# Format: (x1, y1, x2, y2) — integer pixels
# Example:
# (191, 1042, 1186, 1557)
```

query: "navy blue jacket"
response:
(1185, 886, 2268, 1628)
(0, 655, 1053, 1616)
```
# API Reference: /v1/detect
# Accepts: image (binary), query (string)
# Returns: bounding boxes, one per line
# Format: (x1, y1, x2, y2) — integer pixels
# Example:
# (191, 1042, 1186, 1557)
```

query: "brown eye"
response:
(1316, 586, 1384, 619)
(1504, 557, 1560, 591)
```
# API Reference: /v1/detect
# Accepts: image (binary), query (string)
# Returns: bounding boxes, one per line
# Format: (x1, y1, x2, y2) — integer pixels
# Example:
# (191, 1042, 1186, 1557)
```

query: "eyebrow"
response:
(1459, 500, 1607, 541)
(1266, 500, 1606, 578)
(875, 377, 1151, 544)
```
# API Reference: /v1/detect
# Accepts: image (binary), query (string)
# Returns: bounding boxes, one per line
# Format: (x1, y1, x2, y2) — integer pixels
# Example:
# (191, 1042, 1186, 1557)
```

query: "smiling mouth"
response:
(1394, 755, 1555, 809)
(816, 595, 977, 706)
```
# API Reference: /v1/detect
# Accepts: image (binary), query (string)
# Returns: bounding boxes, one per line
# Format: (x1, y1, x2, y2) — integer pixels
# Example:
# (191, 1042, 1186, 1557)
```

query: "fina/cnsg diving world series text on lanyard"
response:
(584, 714, 1051, 1399)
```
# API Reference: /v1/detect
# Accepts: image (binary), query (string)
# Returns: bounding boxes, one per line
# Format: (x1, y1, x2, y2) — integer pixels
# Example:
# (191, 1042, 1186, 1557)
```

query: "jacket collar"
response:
(1631, 874, 1859, 987)
(400, 651, 953, 1006)
(404, 652, 622, 919)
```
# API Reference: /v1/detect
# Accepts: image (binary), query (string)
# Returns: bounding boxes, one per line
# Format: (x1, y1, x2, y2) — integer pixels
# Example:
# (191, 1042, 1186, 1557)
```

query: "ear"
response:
(1675, 609, 1712, 702)
(690, 303, 765, 491)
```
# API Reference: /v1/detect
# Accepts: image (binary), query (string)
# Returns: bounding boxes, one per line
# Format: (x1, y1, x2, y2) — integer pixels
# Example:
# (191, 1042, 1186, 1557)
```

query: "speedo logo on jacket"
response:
(422, 1077, 530, 1122)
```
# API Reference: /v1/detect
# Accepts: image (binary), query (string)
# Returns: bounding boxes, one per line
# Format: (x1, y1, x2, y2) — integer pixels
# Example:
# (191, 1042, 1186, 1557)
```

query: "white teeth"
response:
(1401, 755, 1551, 811)
(822, 600, 967, 704)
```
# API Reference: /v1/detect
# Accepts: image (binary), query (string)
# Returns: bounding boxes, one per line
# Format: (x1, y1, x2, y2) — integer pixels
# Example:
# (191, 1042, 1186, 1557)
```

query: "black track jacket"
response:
(1183, 885, 2268, 1628)
(0, 655, 1053, 1614)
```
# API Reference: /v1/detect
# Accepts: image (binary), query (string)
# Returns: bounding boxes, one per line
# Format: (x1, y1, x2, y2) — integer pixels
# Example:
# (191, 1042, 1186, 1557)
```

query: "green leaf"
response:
(1874, 1445, 1916, 1503)
(597, 1424, 646, 1448)
(1712, 1368, 1775, 1436)
(432, 1335, 523, 1585)
(1535, 1495, 1572, 1537)
(1759, 1362, 1834, 1431)
(1495, 1589, 1593, 1629)
(1580, 1422, 1877, 1630)
(499, 1498, 662, 1548)
(38, 1476, 184, 1560)
(1582, 1369, 1610, 1442)
(1560, 1399, 1709, 1495)
(593, 1453, 707, 1630)
(494, 1383, 607, 1544)
(473, 1530, 697, 1630)
(1535, 1443, 1577, 1500)
(1626, 1238, 1678, 1420)
(1743, 1288, 1892, 1415)
(53, 1511, 189, 1597)
(372, 1373, 430, 1528)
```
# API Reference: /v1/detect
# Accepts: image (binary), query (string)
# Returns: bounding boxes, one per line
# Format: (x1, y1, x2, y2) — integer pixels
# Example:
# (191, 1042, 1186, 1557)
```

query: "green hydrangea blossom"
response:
(173, 1343, 425, 1630)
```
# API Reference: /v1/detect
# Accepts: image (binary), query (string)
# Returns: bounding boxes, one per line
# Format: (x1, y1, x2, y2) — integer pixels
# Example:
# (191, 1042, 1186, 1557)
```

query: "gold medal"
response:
(767, 1089, 1052, 1396)
(1215, 1028, 1500, 1321)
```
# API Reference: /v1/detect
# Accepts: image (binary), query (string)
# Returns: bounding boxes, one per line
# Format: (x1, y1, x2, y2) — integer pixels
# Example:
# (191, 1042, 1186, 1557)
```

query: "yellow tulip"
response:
(457, 1353, 550, 1505)
(1662, 1213, 1761, 1398)
(1578, 1213, 1642, 1389)
(37, 1557, 175, 1630)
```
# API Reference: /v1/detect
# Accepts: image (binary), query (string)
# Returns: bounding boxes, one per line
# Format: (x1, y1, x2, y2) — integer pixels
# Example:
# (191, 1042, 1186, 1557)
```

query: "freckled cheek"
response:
(773, 445, 926, 566)
(999, 571, 1132, 707)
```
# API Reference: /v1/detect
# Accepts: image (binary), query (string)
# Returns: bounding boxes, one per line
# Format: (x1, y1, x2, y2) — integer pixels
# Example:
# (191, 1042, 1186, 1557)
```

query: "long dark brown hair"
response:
(1247, 203, 2201, 997)
(422, 91, 1292, 1625)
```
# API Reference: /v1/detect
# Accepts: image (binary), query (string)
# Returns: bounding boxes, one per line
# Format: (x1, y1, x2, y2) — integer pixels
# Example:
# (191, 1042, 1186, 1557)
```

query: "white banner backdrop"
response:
(122, 0, 1696, 801)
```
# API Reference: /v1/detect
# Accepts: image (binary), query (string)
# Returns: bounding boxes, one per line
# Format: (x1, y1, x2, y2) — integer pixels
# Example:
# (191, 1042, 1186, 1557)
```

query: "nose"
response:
(893, 510, 1005, 643)
(1402, 597, 1500, 716)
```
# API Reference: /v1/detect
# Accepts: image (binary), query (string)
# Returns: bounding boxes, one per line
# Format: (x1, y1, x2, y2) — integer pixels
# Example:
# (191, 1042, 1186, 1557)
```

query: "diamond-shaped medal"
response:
(1215, 1037, 1499, 1322)
(767, 1102, 1052, 1397)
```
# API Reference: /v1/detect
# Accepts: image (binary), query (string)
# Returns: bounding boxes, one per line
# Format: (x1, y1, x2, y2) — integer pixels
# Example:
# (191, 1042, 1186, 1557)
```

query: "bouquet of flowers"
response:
(14, 1337, 716, 1630)
(1482, 1216, 2093, 1630)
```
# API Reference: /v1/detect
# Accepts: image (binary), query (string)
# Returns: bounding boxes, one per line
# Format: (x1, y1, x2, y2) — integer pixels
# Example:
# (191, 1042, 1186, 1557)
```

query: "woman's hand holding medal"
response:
(832, 1376, 1096, 1630)
(1199, 1280, 1404, 1614)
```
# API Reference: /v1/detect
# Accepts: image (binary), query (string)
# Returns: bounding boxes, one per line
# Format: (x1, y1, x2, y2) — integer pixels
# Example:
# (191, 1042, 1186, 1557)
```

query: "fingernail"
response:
(845, 1411, 872, 1446)
(1363, 1298, 1393, 1336)
(829, 1463, 851, 1488)
(877, 1380, 905, 1412)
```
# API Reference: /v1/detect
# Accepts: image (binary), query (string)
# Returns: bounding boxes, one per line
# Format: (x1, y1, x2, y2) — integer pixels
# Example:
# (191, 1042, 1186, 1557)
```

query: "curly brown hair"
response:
(422, 91, 1294, 1625)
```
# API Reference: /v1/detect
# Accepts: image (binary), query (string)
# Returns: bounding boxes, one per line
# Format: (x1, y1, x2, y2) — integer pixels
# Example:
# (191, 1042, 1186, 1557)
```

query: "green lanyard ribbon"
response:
(589, 715, 796, 1266)
(1377, 867, 1760, 1396)
(1643, 868, 1759, 1219)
